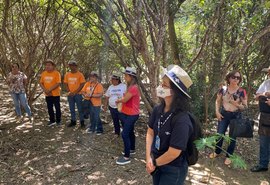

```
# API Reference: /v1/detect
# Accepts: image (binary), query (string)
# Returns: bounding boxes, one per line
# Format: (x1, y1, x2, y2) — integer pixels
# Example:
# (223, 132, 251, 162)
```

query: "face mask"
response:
(156, 86, 172, 98)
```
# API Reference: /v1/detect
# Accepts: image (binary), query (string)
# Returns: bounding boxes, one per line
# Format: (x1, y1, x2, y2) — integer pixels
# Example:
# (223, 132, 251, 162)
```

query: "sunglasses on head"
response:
(231, 76, 241, 80)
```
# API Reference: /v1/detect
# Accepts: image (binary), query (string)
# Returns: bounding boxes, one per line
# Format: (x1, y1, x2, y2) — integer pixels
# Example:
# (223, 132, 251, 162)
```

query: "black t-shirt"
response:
(148, 105, 193, 167)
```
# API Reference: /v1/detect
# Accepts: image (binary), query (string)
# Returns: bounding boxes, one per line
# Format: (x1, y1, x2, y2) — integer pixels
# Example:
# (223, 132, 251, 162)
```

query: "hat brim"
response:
(68, 63, 77, 66)
(165, 73, 191, 99)
(122, 71, 136, 76)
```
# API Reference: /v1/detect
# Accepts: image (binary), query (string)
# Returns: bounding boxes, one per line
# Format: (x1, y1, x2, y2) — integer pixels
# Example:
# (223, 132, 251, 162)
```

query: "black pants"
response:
(45, 96, 61, 123)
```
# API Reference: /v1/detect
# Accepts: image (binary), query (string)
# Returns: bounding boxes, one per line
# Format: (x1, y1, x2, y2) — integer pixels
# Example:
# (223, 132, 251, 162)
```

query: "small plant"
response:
(193, 134, 247, 184)
(195, 133, 247, 169)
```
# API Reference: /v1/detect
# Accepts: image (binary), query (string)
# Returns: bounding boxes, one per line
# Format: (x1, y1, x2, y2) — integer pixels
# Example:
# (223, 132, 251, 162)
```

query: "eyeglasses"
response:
(231, 76, 241, 80)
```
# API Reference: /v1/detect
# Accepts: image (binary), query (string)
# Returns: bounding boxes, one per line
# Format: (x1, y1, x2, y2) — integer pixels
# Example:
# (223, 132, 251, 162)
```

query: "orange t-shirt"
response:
(40, 70, 61, 96)
(81, 82, 104, 106)
(64, 71, 86, 94)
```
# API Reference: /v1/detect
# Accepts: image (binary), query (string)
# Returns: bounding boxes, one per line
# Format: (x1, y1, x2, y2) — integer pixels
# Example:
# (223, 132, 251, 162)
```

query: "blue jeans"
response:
(259, 135, 270, 168)
(10, 92, 32, 117)
(82, 99, 91, 119)
(152, 164, 188, 185)
(109, 106, 121, 135)
(67, 94, 84, 121)
(215, 110, 241, 157)
(120, 113, 139, 158)
(45, 96, 61, 123)
(89, 105, 103, 133)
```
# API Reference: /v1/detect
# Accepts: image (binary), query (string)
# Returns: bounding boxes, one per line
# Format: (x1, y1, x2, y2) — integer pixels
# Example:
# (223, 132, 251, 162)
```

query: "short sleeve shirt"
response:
(148, 105, 193, 167)
(105, 83, 127, 108)
(7, 71, 27, 93)
(81, 82, 104, 106)
(40, 70, 61, 96)
(64, 71, 86, 94)
(121, 85, 140, 115)
(256, 79, 270, 94)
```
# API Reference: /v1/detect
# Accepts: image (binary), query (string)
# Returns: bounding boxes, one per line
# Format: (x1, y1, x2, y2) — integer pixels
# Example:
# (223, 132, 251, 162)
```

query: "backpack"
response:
(171, 112, 203, 166)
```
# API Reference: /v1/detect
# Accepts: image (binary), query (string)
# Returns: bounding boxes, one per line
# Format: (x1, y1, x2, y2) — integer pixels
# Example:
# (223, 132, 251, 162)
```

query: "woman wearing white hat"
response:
(115, 67, 140, 165)
(146, 65, 193, 185)
(104, 73, 127, 136)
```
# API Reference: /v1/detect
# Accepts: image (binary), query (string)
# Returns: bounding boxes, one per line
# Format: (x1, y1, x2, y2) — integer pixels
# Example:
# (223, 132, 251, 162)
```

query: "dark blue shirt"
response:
(148, 105, 193, 167)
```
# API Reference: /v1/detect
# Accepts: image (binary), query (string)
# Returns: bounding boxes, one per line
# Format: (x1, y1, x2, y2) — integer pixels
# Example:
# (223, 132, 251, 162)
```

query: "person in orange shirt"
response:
(64, 61, 86, 128)
(40, 59, 62, 126)
(82, 71, 104, 135)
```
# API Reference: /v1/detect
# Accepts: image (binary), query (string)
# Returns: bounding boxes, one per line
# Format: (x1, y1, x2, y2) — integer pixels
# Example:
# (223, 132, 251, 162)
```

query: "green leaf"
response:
(229, 154, 247, 169)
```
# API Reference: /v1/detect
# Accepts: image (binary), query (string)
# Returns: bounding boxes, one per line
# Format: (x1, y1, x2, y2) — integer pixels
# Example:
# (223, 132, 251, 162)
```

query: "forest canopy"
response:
(0, 0, 270, 121)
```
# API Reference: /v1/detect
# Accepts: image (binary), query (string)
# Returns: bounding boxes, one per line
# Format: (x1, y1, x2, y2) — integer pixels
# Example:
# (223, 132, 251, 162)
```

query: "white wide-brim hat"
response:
(111, 73, 121, 80)
(262, 66, 270, 72)
(90, 71, 98, 77)
(68, 60, 77, 66)
(123, 67, 137, 76)
(164, 65, 193, 98)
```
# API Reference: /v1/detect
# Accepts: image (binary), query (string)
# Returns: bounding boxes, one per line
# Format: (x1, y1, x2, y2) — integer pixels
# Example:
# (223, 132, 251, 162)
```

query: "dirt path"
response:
(0, 81, 269, 185)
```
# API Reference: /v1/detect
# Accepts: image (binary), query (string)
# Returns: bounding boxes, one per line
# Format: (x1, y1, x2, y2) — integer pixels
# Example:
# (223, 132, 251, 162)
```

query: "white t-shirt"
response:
(256, 79, 270, 94)
(105, 83, 127, 108)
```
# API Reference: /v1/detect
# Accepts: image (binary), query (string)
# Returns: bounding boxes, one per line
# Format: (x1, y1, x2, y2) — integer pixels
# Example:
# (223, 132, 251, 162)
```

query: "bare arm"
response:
(48, 83, 61, 92)
(155, 147, 182, 167)
(64, 83, 70, 93)
(215, 94, 223, 121)
(146, 127, 155, 174)
(73, 83, 85, 94)
(116, 92, 132, 103)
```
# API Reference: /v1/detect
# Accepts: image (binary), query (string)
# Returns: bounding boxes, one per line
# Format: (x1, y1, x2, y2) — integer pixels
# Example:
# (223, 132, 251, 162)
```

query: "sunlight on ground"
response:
(188, 163, 227, 185)
(87, 171, 105, 180)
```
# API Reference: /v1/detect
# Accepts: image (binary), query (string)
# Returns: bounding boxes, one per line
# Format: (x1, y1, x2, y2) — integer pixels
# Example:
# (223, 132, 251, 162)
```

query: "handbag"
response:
(229, 110, 254, 138)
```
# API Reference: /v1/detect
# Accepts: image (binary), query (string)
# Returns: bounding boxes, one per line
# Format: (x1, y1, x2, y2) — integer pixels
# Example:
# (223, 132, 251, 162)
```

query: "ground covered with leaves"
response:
(0, 80, 269, 185)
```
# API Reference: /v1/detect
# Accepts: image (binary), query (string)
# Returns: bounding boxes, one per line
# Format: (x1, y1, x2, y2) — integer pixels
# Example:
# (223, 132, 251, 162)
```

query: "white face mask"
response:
(156, 85, 172, 99)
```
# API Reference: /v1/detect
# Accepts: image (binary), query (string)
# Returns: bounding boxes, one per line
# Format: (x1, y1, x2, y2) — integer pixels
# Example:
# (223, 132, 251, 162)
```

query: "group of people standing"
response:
(39, 59, 141, 165)
(6, 60, 270, 185)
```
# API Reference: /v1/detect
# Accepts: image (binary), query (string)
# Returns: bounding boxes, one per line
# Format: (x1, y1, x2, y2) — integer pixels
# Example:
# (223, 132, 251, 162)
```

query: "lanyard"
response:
(157, 113, 173, 136)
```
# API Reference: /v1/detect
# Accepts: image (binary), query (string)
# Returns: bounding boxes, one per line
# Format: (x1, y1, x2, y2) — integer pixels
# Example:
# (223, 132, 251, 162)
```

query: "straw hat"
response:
(164, 65, 193, 98)
(123, 67, 137, 76)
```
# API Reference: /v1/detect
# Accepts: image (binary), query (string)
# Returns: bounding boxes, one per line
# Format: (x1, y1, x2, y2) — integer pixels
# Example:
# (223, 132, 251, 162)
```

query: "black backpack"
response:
(171, 112, 203, 166)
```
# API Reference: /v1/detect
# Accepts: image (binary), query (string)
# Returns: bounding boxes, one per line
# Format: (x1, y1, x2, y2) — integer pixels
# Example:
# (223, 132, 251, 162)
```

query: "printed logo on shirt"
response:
(165, 132, 171, 135)
(44, 76, 53, 83)
(68, 77, 78, 84)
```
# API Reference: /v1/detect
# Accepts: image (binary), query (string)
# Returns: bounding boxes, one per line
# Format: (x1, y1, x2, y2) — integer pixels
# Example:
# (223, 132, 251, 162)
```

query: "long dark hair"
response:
(160, 80, 190, 113)
(127, 74, 138, 88)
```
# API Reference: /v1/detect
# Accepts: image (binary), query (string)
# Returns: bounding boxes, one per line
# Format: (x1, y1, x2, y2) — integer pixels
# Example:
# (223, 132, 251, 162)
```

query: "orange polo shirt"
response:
(81, 82, 104, 106)
(64, 71, 86, 94)
(40, 70, 61, 96)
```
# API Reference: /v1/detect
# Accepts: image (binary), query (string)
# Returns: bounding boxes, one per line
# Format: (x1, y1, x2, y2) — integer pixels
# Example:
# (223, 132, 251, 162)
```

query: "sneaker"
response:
(250, 165, 268, 172)
(121, 150, 136, 155)
(96, 132, 103, 136)
(86, 128, 94, 134)
(48, 122, 56, 127)
(116, 156, 130, 165)
(67, 120, 76, 127)
(56, 121, 61, 126)
(80, 121, 85, 128)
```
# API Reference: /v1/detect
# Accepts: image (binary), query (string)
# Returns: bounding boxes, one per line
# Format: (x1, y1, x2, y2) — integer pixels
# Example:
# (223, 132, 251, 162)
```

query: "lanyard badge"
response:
(155, 113, 173, 150)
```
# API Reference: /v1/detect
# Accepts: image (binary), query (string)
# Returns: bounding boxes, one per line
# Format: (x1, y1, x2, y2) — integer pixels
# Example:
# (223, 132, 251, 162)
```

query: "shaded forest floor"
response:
(0, 79, 269, 185)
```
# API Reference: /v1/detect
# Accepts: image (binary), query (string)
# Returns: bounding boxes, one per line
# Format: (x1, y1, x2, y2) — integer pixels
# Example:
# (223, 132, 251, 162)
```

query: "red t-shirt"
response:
(121, 85, 140, 115)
